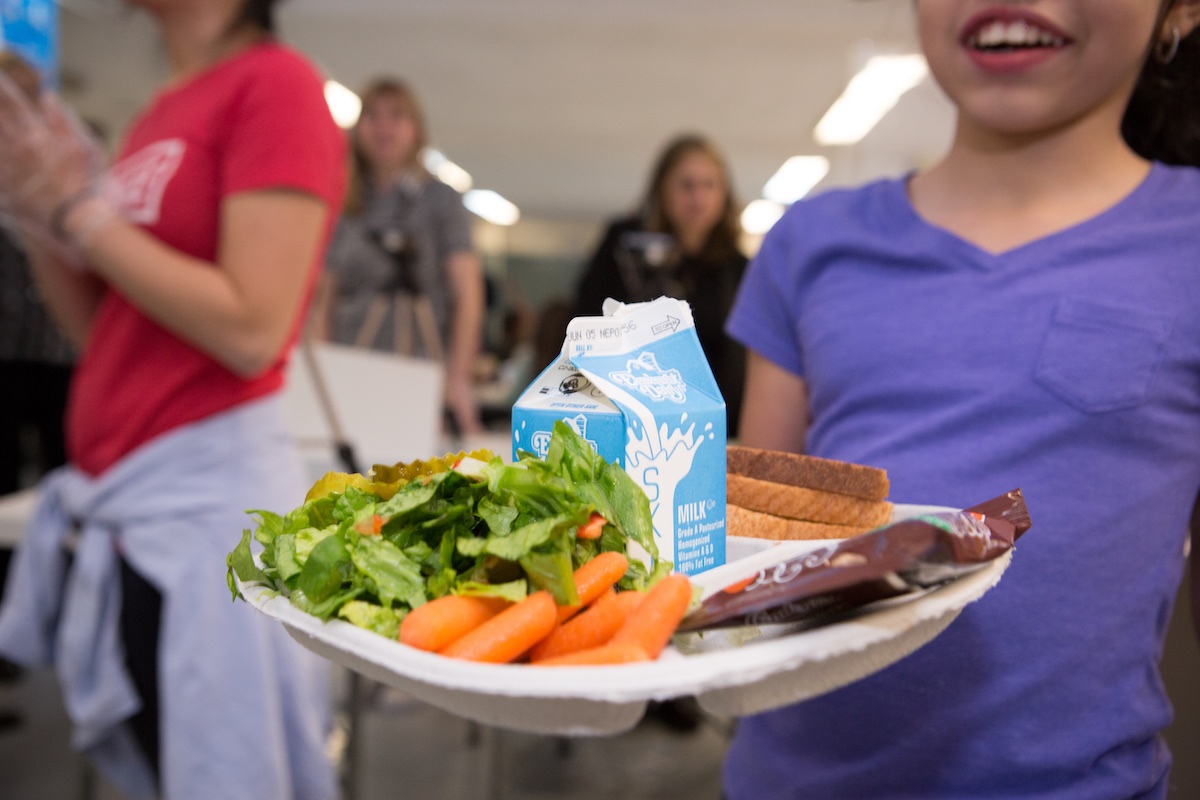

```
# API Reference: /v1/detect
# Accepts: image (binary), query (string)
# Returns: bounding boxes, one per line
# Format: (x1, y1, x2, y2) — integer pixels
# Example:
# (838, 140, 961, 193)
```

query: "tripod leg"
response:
(413, 297, 444, 362)
(395, 293, 415, 356)
(353, 298, 388, 350)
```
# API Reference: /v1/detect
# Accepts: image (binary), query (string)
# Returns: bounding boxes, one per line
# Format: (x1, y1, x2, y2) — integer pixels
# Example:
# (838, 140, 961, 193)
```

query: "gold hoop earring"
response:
(1155, 25, 1181, 65)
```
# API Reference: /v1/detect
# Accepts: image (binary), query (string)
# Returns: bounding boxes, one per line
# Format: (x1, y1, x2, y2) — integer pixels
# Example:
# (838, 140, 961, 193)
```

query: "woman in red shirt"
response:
(0, 1, 345, 797)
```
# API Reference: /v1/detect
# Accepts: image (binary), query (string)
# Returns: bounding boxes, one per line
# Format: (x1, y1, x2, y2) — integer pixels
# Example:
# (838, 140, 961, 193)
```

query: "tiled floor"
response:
(0, 668, 730, 800)
(5, 627, 1200, 800)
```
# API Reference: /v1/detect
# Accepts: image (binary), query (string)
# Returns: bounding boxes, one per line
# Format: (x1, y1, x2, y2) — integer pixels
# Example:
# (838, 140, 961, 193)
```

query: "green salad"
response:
(226, 421, 669, 640)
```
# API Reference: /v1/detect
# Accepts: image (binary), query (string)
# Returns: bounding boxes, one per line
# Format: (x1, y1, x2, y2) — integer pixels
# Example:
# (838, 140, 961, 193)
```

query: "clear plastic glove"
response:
(0, 71, 111, 255)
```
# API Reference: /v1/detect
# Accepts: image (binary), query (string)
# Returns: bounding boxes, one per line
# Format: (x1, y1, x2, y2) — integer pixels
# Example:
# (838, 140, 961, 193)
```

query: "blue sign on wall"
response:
(0, 0, 59, 86)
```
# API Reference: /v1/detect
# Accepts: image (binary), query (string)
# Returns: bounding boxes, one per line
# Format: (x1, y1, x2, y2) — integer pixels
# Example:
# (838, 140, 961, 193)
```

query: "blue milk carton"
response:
(511, 297, 726, 575)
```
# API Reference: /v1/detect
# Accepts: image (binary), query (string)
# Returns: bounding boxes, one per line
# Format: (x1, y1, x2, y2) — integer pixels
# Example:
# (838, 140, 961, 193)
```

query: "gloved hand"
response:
(0, 71, 113, 257)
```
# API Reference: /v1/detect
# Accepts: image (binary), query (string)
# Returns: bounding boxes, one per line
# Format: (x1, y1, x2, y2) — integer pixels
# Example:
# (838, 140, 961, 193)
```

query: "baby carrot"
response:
(399, 594, 511, 652)
(530, 589, 645, 662)
(610, 573, 692, 658)
(557, 551, 630, 623)
(439, 591, 557, 663)
(533, 641, 650, 667)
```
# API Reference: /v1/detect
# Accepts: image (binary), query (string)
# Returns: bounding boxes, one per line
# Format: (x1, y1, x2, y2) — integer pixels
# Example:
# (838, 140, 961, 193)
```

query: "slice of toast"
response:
(727, 474, 893, 528)
(726, 445, 890, 501)
(726, 504, 873, 541)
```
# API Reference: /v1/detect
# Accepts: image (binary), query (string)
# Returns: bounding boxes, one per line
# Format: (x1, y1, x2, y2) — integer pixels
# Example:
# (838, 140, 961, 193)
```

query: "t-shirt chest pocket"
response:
(1034, 299, 1173, 413)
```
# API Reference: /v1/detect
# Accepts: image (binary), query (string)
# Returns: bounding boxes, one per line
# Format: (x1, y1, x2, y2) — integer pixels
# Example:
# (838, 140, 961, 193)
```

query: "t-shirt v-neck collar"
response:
(882, 163, 1163, 269)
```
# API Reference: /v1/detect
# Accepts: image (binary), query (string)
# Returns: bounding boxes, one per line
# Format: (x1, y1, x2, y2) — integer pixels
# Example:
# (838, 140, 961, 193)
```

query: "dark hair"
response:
(231, 0, 281, 34)
(343, 78, 430, 215)
(1122, 2, 1200, 167)
(639, 134, 743, 264)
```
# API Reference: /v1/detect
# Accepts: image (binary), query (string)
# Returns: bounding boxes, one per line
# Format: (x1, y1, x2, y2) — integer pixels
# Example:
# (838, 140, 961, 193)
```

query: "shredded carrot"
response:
(439, 591, 557, 663)
(353, 514, 383, 535)
(557, 551, 629, 623)
(531, 590, 645, 662)
(722, 575, 756, 595)
(576, 512, 606, 540)
(610, 573, 692, 658)
(399, 594, 511, 652)
(533, 641, 650, 667)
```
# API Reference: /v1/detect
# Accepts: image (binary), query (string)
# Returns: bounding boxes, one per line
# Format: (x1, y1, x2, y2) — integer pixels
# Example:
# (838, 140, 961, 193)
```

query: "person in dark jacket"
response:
(573, 133, 748, 436)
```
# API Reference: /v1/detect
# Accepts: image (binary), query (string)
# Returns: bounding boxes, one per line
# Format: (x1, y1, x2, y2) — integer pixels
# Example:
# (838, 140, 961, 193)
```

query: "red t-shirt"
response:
(67, 42, 347, 475)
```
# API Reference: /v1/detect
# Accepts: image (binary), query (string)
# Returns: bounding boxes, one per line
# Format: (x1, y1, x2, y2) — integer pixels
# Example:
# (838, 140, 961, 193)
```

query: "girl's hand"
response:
(0, 73, 107, 250)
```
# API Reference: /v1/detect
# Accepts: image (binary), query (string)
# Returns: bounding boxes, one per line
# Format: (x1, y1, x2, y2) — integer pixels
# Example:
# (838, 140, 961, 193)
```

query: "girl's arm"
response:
(65, 189, 329, 377)
(737, 349, 809, 453)
(444, 249, 485, 434)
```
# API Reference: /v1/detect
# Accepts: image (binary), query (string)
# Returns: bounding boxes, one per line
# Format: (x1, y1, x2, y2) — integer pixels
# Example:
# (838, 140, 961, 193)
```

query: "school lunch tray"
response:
(238, 504, 1011, 736)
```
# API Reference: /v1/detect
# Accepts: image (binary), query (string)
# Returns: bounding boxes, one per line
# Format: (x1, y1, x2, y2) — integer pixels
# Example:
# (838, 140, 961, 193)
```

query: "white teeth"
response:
(970, 19, 1065, 49)
(978, 21, 1003, 46)
(1007, 20, 1030, 43)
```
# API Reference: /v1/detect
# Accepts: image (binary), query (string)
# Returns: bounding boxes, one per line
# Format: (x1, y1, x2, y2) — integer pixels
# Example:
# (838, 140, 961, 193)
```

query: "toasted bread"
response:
(726, 504, 872, 541)
(726, 445, 889, 501)
(727, 473, 893, 528)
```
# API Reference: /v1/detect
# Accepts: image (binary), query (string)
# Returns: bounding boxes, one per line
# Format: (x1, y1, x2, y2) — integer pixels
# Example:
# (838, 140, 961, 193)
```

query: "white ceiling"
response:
(57, 0, 955, 225)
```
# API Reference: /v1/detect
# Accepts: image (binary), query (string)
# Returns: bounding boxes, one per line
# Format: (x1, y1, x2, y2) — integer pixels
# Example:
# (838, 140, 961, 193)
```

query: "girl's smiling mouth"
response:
(961, 10, 1073, 72)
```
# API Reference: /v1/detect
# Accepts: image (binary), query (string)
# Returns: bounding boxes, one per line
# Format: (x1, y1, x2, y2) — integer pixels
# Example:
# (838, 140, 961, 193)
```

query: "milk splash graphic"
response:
(623, 414, 713, 565)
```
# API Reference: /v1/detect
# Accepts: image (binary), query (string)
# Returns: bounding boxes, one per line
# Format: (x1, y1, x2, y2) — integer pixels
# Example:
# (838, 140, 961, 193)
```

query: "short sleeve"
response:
(429, 182, 474, 256)
(220, 47, 345, 204)
(725, 214, 806, 377)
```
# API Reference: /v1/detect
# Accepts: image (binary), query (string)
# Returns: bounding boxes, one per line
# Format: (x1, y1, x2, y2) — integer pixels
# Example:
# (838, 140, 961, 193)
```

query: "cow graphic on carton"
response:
(611, 352, 688, 404)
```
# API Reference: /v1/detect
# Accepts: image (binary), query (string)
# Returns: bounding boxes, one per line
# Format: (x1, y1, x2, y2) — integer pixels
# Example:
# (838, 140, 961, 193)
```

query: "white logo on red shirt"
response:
(105, 138, 187, 225)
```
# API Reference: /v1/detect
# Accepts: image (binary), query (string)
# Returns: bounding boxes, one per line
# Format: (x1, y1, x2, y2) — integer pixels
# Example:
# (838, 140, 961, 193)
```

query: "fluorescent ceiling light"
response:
(740, 199, 785, 236)
(464, 189, 520, 226)
(422, 148, 474, 193)
(814, 54, 928, 146)
(763, 156, 830, 205)
(324, 80, 362, 129)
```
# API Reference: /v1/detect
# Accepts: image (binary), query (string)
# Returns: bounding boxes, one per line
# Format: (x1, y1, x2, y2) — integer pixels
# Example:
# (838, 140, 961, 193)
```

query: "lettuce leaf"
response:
(298, 533, 352, 603)
(349, 536, 426, 610)
(225, 529, 268, 600)
(456, 579, 528, 604)
(338, 600, 405, 638)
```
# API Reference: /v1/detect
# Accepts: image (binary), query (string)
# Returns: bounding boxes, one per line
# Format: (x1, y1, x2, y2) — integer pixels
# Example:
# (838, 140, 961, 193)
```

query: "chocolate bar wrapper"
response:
(677, 489, 1030, 633)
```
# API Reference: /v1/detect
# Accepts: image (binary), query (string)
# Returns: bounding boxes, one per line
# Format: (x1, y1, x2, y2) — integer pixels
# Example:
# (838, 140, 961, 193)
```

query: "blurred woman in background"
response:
(319, 77, 486, 437)
(0, 0, 345, 797)
(573, 134, 748, 436)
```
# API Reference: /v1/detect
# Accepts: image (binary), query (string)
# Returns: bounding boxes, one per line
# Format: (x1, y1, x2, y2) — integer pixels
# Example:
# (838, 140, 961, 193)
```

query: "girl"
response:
(0, 0, 345, 797)
(725, 1, 1200, 798)
(319, 77, 486, 437)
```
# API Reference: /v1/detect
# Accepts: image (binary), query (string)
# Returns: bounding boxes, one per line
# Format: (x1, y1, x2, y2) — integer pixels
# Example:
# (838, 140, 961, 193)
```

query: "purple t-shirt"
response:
(724, 164, 1200, 800)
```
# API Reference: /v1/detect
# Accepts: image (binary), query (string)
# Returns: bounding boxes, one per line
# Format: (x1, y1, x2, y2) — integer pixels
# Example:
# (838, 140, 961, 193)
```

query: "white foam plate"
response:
(239, 504, 1011, 735)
